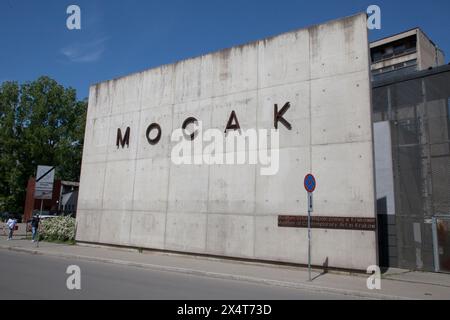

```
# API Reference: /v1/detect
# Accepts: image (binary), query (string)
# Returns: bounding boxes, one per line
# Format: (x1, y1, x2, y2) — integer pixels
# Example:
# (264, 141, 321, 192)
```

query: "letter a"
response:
(367, 5, 381, 30)
(366, 265, 381, 290)
(224, 111, 241, 133)
(66, 5, 81, 30)
(66, 265, 81, 290)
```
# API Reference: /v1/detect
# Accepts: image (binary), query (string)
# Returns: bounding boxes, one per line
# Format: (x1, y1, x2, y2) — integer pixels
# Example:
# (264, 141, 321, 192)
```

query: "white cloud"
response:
(61, 37, 109, 63)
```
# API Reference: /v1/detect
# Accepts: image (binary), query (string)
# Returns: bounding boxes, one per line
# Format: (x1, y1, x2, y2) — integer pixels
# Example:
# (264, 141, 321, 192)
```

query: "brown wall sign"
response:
(278, 215, 376, 231)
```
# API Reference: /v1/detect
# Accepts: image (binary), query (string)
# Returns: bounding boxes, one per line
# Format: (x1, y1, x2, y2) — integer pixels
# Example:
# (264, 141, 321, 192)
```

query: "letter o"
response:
(146, 123, 162, 145)
(182, 117, 198, 141)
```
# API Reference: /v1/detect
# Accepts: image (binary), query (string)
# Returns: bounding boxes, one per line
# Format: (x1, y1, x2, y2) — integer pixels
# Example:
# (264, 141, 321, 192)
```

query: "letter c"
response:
(182, 117, 199, 141)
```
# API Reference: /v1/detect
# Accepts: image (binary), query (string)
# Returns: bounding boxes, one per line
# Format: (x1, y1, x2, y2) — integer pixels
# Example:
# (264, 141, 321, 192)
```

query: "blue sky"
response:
(1, 0, 449, 99)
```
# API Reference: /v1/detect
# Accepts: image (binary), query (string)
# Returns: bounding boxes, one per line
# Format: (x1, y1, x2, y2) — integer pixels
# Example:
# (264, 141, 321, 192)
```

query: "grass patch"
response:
(43, 239, 76, 245)
(20, 236, 76, 245)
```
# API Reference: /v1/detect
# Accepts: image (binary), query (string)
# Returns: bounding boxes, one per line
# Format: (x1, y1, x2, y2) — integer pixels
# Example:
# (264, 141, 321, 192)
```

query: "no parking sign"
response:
(304, 174, 316, 193)
(304, 173, 316, 281)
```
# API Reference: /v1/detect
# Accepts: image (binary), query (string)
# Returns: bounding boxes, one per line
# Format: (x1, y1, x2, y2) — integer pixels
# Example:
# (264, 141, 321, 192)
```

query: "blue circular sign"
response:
(304, 174, 316, 193)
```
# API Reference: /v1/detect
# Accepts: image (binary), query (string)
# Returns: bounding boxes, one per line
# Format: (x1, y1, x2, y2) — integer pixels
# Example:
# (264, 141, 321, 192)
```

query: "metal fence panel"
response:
(373, 67, 450, 271)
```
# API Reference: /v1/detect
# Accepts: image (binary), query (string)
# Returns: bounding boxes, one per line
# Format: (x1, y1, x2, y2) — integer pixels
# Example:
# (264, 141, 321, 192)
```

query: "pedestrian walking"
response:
(6, 218, 17, 240)
(31, 215, 40, 243)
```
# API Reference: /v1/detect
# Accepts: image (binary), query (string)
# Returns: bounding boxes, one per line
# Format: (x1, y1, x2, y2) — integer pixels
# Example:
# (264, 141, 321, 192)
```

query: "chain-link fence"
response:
(373, 65, 450, 271)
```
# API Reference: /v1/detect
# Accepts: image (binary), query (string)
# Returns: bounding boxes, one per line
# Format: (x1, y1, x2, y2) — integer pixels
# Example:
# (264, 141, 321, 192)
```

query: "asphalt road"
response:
(0, 250, 357, 300)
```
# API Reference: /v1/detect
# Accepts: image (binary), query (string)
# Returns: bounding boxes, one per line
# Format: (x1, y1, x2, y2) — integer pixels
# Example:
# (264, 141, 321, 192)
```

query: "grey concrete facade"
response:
(374, 121, 395, 216)
(76, 13, 377, 271)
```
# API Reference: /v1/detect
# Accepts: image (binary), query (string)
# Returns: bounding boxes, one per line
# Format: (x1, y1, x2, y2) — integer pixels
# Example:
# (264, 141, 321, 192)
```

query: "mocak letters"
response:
(116, 102, 291, 148)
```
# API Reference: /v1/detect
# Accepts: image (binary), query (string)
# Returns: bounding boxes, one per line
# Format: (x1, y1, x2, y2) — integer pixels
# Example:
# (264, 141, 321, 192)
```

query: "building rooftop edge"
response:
(370, 27, 439, 49)
(372, 63, 450, 88)
(88, 12, 367, 90)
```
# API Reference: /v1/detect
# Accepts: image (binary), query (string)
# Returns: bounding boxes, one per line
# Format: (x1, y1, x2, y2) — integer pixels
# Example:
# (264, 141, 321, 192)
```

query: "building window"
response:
(448, 98, 450, 124)
(373, 51, 383, 62)
(448, 98, 450, 114)
(448, 98, 450, 150)
(371, 34, 417, 63)
(372, 60, 417, 78)
(394, 44, 406, 55)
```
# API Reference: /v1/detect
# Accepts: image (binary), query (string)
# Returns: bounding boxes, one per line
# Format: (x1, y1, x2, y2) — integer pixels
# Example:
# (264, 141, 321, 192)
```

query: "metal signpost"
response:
(35, 166, 55, 204)
(304, 174, 316, 282)
(34, 166, 55, 247)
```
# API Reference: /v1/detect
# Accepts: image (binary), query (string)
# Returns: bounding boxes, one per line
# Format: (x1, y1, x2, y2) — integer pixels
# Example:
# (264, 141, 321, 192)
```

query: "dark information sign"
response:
(278, 215, 376, 231)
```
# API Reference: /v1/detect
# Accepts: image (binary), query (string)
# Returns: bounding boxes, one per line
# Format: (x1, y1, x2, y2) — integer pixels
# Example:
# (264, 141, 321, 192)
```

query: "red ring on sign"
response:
(304, 174, 316, 193)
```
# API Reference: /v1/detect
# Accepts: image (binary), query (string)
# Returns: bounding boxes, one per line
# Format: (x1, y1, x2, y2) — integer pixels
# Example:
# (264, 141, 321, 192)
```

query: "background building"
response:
(23, 178, 79, 222)
(371, 27, 449, 273)
(370, 28, 445, 81)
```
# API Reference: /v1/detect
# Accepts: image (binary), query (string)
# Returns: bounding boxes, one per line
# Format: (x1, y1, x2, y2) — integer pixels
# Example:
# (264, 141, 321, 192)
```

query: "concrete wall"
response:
(374, 121, 398, 267)
(76, 13, 377, 270)
(374, 121, 395, 216)
(418, 29, 445, 70)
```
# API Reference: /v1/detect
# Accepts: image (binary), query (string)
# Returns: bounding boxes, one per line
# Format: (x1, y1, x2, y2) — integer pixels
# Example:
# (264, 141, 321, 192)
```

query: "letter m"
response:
(116, 127, 130, 148)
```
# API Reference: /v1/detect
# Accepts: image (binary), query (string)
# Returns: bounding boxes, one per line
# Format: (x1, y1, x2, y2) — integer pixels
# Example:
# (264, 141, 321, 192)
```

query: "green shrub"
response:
(39, 216, 76, 242)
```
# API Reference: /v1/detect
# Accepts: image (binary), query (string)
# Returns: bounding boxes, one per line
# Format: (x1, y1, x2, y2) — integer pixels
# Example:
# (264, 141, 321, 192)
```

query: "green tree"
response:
(0, 77, 87, 214)
(0, 81, 22, 213)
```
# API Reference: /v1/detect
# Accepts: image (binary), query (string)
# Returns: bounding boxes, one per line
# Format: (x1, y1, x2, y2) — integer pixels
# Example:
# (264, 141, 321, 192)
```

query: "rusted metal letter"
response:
(182, 117, 199, 141)
(116, 127, 130, 148)
(224, 110, 241, 133)
(274, 102, 292, 130)
(146, 123, 162, 145)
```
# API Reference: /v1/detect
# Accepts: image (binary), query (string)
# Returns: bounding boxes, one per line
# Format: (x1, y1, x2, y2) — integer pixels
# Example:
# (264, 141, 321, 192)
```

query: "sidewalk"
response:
(0, 236, 449, 300)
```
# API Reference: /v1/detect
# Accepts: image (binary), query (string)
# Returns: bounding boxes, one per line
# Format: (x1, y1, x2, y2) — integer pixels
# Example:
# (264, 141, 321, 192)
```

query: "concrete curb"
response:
(75, 242, 369, 279)
(0, 245, 410, 300)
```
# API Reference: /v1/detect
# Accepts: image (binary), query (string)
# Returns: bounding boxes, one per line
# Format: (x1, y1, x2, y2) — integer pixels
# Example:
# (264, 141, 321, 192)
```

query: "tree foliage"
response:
(0, 77, 87, 213)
